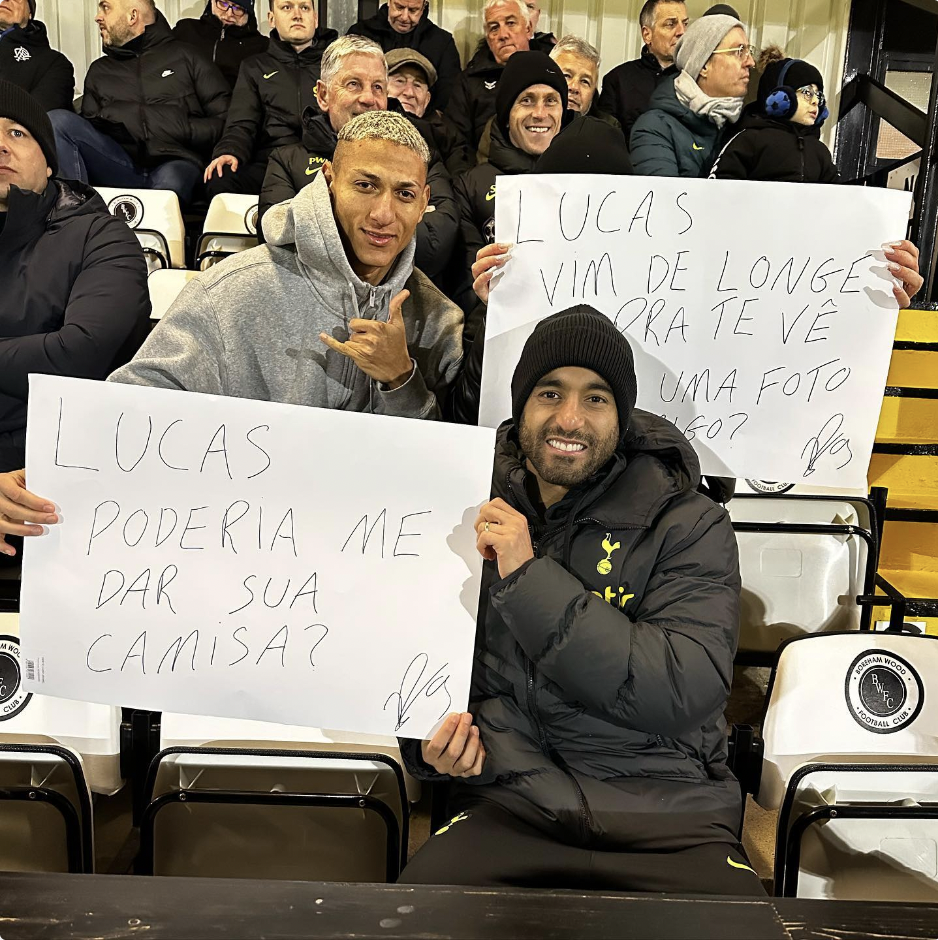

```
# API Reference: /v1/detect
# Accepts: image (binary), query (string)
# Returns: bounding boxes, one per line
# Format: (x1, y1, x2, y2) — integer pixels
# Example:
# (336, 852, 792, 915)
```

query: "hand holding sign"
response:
(421, 711, 486, 778)
(884, 240, 922, 307)
(475, 497, 534, 579)
(320, 288, 414, 388)
(473, 242, 513, 305)
(0, 470, 58, 556)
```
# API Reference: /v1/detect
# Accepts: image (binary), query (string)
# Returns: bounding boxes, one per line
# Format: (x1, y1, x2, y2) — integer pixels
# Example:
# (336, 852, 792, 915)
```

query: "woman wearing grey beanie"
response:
(630, 13, 754, 177)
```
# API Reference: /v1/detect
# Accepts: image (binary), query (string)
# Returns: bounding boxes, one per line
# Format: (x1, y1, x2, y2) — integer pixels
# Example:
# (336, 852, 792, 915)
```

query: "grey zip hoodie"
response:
(109, 174, 463, 419)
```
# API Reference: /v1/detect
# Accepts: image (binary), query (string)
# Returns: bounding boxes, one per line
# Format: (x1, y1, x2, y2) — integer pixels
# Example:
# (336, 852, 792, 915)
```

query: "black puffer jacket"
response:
(401, 415, 742, 849)
(0, 180, 150, 472)
(598, 46, 675, 143)
(347, 4, 461, 111)
(213, 27, 338, 165)
(260, 106, 459, 280)
(81, 11, 230, 168)
(171, 0, 268, 89)
(0, 19, 74, 112)
(444, 56, 503, 169)
(708, 111, 840, 183)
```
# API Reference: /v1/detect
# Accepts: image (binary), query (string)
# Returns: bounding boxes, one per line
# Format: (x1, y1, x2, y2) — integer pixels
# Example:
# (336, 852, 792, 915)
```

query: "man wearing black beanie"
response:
(451, 50, 570, 312)
(0, 81, 149, 512)
(396, 303, 764, 894)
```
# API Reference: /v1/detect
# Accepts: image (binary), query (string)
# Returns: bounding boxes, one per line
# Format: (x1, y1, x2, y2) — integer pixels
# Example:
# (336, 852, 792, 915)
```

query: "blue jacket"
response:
(630, 74, 724, 178)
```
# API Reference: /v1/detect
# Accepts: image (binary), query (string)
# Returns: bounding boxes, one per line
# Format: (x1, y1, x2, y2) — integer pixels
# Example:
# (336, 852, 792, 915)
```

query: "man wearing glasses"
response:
(631, 12, 754, 177)
(172, 0, 267, 90)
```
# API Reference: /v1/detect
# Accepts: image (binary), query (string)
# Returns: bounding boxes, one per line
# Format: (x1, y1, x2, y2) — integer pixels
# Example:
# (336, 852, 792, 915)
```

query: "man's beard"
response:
(519, 418, 618, 489)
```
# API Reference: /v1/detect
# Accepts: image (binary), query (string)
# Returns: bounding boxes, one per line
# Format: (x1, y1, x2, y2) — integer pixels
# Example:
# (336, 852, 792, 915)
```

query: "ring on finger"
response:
(484, 521, 490, 532)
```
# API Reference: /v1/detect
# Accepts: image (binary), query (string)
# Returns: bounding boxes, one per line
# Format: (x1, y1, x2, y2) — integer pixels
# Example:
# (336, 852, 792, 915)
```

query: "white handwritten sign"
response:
(480, 175, 911, 488)
(20, 376, 495, 739)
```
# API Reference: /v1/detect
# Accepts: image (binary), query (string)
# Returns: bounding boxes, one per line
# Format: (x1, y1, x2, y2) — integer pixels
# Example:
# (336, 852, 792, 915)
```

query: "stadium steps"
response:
(870, 308, 938, 633)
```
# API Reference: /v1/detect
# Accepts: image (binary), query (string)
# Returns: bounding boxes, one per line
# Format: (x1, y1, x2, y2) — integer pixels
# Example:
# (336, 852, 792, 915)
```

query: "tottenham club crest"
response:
(108, 194, 145, 229)
(845, 649, 924, 734)
(0, 635, 32, 722)
(244, 205, 259, 236)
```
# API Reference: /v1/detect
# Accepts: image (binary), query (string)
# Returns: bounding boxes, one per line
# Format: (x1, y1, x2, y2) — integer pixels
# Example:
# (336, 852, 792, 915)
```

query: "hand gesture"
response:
(0, 470, 58, 557)
(320, 289, 413, 388)
(421, 712, 486, 777)
(884, 240, 923, 308)
(475, 497, 534, 579)
(204, 154, 239, 183)
(472, 242, 512, 305)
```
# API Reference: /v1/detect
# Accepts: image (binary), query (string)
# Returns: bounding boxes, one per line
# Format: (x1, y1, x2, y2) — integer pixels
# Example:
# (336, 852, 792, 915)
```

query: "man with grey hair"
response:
(104, 109, 462, 422)
(48, 0, 229, 203)
(598, 0, 688, 140)
(261, 35, 459, 283)
(550, 35, 602, 116)
(445, 0, 532, 166)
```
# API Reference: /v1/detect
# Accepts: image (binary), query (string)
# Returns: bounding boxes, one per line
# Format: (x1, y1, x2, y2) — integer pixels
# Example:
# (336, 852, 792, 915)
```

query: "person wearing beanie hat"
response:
(703, 3, 740, 16)
(710, 45, 839, 182)
(631, 13, 754, 177)
(0, 80, 149, 495)
(451, 50, 570, 312)
(397, 304, 765, 894)
(533, 115, 632, 174)
(598, 1, 686, 141)
(0, 0, 75, 112)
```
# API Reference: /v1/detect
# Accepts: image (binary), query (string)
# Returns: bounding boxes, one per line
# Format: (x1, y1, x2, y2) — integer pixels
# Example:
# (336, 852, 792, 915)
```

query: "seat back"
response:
(147, 269, 199, 321)
(143, 746, 407, 882)
(96, 187, 186, 271)
(196, 193, 259, 269)
(728, 496, 875, 657)
(0, 614, 123, 795)
(760, 632, 938, 810)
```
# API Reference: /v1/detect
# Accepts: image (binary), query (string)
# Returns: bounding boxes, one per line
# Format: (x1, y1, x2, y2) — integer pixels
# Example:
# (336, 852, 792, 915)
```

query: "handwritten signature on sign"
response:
(802, 413, 853, 477)
(385, 653, 452, 733)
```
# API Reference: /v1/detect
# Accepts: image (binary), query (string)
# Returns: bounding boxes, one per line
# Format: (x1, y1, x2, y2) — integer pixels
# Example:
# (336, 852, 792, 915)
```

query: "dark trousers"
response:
(399, 799, 766, 895)
(49, 110, 202, 205)
(205, 158, 268, 200)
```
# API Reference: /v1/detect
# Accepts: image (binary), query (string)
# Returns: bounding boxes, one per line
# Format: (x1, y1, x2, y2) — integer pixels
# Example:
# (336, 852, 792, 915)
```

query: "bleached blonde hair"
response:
(320, 36, 387, 87)
(337, 111, 430, 167)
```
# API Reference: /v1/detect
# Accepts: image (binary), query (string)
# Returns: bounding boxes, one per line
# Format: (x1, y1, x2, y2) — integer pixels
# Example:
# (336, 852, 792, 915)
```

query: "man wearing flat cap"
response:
(397, 305, 765, 894)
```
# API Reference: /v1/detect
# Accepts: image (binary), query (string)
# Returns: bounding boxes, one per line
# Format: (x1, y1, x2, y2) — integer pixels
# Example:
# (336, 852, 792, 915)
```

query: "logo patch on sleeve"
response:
(845, 649, 923, 734)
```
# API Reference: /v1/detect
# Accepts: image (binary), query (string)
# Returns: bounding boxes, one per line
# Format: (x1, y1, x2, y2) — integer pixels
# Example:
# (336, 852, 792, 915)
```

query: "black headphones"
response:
(764, 59, 829, 124)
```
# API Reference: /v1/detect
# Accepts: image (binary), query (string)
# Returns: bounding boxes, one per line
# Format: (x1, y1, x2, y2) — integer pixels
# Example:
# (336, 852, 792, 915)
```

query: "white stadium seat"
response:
(728, 495, 876, 659)
(759, 631, 938, 901)
(138, 712, 417, 881)
(195, 193, 260, 270)
(148, 269, 199, 321)
(96, 187, 186, 272)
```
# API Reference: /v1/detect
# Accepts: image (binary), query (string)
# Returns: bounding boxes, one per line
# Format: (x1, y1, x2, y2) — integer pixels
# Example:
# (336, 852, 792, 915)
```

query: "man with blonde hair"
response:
(261, 35, 459, 283)
(445, 0, 532, 165)
(48, 0, 229, 203)
(550, 35, 601, 116)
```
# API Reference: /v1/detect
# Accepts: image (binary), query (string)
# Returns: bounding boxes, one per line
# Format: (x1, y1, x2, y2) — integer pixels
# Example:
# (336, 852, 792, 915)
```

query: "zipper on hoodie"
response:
(213, 26, 225, 63)
(798, 135, 805, 182)
(137, 55, 148, 144)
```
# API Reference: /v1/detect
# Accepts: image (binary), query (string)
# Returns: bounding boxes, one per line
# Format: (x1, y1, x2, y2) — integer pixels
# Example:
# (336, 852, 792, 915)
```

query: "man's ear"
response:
(322, 159, 335, 187)
(45, 166, 52, 180)
(640, 26, 651, 47)
(315, 79, 328, 111)
(268, 9, 275, 31)
(418, 182, 430, 218)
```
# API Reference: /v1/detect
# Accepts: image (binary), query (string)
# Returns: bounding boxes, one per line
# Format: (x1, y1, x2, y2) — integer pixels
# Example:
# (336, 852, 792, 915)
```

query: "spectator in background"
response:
(452, 51, 570, 312)
(261, 36, 459, 284)
(204, 0, 338, 198)
(49, 0, 229, 204)
(0, 82, 149, 481)
(523, 0, 556, 52)
(446, 0, 532, 166)
(347, 1, 461, 111)
(709, 47, 839, 183)
(630, 13, 752, 177)
(598, 0, 687, 141)
(0, 0, 75, 112)
(550, 35, 616, 126)
(172, 0, 267, 90)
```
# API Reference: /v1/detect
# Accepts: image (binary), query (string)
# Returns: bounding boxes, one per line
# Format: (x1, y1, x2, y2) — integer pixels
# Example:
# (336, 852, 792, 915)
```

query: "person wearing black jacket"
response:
(48, 3, 230, 204)
(451, 51, 570, 312)
(445, 0, 534, 168)
(397, 306, 764, 894)
(709, 50, 839, 183)
(172, 0, 267, 90)
(347, 2, 461, 111)
(261, 37, 458, 282)
(0, 0, 74, 112)
(204, 1, 338, 198)
(597, 0, 687, 141)
(0, 81, 149, 480)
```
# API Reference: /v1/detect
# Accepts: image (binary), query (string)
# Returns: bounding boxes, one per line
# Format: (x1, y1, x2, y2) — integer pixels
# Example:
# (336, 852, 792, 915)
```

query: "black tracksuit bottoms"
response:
(399, 799, 766, 895)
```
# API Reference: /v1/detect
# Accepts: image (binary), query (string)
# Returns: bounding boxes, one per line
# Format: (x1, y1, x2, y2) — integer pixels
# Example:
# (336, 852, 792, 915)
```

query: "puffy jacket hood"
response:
(104, 9, 174, 58)
(0, 179, 105, 254)
(261, 170, 416, 322)
(487, 120, 539, 174)
(268, 25, 339, 62)
(198, 0, 261, 36)
(299, 106, 336, 152)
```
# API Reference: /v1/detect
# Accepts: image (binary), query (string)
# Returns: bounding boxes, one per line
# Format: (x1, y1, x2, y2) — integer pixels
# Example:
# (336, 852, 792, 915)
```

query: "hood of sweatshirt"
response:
(261, 171, 417, 324)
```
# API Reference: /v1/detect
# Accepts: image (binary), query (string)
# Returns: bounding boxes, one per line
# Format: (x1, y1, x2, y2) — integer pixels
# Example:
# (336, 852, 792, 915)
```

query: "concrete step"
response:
(885, 349, 938, 389)
(879, 516, 938, 573)
(896, 308, 938, 344)
(876, 396, 938, 444)
(868, 451, 938, 497)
